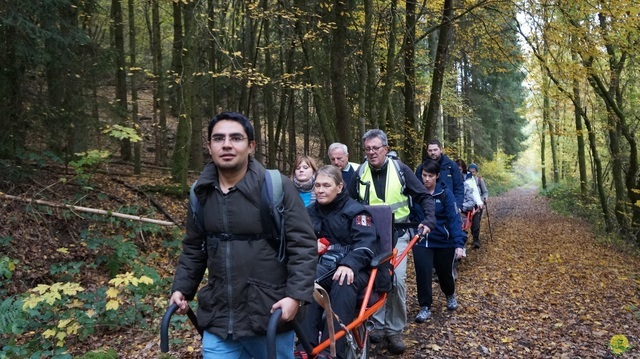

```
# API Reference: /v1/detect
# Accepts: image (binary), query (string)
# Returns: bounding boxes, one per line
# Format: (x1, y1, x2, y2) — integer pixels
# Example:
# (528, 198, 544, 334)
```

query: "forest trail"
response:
(379, 185, 640, 358)
(4, 167, 639, 358)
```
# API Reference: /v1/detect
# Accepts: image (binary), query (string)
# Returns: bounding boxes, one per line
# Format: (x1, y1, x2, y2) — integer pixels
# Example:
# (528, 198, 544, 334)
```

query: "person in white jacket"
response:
(455, 160, 483, 247)
(468, 163, 488, 248)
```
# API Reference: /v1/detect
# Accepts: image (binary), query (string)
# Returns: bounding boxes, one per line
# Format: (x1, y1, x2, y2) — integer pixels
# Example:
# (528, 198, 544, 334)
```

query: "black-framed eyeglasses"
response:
(363, 146, 384, 153)
(210, 135, 248, 144)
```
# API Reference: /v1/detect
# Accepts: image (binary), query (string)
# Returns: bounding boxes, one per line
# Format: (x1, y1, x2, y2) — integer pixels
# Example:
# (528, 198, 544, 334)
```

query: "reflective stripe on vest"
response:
(358, 163, 410, 222)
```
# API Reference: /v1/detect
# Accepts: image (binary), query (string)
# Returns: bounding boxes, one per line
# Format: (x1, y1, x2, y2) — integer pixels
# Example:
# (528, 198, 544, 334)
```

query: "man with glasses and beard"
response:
(347, 129, 436, 355)
(170, 111, 317, 358)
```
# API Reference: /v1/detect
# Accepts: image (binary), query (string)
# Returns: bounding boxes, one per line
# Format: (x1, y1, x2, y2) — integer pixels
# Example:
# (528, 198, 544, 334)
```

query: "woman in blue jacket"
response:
(412, 159, 465, 323)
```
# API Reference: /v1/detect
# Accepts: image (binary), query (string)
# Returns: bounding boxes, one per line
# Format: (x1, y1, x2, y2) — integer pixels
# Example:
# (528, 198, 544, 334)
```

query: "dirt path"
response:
(373, 185, 640, 358)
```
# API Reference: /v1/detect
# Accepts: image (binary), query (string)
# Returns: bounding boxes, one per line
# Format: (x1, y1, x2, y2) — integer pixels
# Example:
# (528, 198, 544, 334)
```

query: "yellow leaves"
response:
(57, 247, 69, 254)
(58, 282, 84, 296)
(43, 319, 82, 347)
(58, 319, 73, 329)
(67, 299, 84, 309)
(22, 296, 42, 310)
(22, 282, 84, 310)
(109, 272, 154, 287)
(105, 272, 152, 311)
(85, 309, 97, 318)
(547, 253, 562, 263)
(106, 287, 119, 298)
(501, 337, 514, 343)
(106, 300, 120, 311)
(56, 331, 66, 346)
(33, 284, 52, 295)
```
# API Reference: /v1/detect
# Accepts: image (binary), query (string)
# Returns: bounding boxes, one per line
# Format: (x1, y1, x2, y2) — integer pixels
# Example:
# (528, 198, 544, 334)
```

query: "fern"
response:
(0, 297, 25, 335)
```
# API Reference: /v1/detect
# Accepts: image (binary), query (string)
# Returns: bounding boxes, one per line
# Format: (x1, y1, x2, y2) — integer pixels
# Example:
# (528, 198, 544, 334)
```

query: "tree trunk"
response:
(293, 0, 336, 146)
(541, 72, 559, 184)
(207, 0, 216, 114)
(330, 0, 352, 151)
(582, 111, 613, 232)
(540, 119, 547, 190)
(149, 0, 167, 166)
(0, 15, 24, 159)
(379, 0, 398, 133)
(172, 1, 196, 188)
(363, 0, 375, 143)
(421, 0, 453, 160)
(169, 1, 183, 118)
(402, 0, 416, 165)
(572, 76, 588, 196)
(128, 0, 141, 174)
(111, 0, 130, 161)
(262, 0, 276, 167)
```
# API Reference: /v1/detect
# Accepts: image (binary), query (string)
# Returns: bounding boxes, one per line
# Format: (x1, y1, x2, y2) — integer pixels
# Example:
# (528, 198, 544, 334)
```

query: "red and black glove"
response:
(318, 237, 330, 255)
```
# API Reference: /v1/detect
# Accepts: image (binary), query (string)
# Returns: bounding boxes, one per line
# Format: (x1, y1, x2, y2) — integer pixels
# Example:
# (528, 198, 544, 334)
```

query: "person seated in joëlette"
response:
(299, 165, 378, 358)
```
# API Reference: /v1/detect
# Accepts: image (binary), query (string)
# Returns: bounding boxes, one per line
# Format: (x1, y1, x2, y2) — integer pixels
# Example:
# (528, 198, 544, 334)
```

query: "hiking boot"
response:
(446, 294, 458, 310)
(369, 329, 384, 344)
(473, 241, 480, 249)
(387, 334, 406, 355)
(414, 306, 431, 323)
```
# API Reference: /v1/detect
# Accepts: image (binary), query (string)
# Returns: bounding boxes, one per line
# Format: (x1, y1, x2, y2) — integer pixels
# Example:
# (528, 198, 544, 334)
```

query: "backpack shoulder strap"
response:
(189, 180, 206, 233)
(265, 169, 284, 207)
(390, 159, 405, 190)
(355, 161, 369, 203)
(261, 169, 287, 262)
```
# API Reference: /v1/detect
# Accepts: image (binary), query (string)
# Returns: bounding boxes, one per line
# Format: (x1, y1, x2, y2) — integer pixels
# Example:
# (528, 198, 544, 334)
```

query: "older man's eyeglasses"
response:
(363, 146, 384, 153)
(210, 135, 248, 144)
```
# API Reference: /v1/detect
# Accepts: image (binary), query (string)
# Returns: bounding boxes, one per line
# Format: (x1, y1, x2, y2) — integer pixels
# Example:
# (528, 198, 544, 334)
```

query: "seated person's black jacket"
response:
(307, 190, 378, 276)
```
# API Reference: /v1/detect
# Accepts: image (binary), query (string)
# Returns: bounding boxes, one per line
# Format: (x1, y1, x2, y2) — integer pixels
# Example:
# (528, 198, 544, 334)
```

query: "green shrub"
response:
(75, 348, 117, 359)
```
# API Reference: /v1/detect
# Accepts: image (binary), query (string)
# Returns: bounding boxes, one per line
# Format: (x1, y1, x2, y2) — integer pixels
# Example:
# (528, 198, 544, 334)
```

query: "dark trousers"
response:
(412, 246, 456, 308)
(300, 265, 370, 358)
(471, 208, 483, 243)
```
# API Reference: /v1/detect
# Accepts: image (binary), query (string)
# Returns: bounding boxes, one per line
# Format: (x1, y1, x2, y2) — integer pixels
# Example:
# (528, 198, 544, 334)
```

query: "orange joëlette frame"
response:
(309, 232, 423, 357)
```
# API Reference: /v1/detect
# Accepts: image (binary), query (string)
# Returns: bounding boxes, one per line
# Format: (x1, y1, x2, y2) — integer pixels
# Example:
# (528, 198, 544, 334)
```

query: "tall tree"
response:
(402, 0, 417, 164)
(128, 0, 141, 174)
(169, 1, 183, 117)
(149, 0, 168, 166)
(330, 0, 353, 151)
(111, 0, 130, 161)
(421, 0, 454, 160)
(172, 0, 196, 188)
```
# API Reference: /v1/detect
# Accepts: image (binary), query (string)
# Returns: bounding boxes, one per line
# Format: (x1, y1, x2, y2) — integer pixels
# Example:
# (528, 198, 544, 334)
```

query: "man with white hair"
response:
(328, 142, 360, 189)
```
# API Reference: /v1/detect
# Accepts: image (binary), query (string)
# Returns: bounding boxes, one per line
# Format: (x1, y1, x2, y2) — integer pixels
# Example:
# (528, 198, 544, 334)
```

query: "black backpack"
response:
(189, 169, 287, 261)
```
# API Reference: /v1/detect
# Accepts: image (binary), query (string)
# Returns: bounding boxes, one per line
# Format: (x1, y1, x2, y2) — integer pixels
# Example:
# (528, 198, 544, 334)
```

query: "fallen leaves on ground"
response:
(2, 168, 639, 358)
(373, 185, 640, 358)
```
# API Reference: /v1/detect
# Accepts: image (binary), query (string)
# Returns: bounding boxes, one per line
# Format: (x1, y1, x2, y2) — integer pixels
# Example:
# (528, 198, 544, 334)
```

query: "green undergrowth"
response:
(0, 208, 189, 358)
(541, 182, 640, 255)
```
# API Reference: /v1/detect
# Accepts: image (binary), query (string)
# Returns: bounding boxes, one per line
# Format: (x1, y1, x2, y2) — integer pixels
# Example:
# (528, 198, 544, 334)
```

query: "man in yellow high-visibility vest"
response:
(347, 129, 436, 355)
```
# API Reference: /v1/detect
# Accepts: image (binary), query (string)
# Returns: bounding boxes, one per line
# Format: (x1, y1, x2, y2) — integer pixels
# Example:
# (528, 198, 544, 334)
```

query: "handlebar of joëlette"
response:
(160, 303, 202, 353)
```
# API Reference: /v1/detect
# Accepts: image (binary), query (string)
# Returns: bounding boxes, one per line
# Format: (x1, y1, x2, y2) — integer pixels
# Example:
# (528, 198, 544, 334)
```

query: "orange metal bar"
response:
(394, 233, 421, 267)
(310, 233, 422, 357)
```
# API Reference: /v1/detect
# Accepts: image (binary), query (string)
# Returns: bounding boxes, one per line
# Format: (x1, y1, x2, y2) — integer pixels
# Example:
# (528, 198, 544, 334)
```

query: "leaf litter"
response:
(2, 168, 639, 358)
